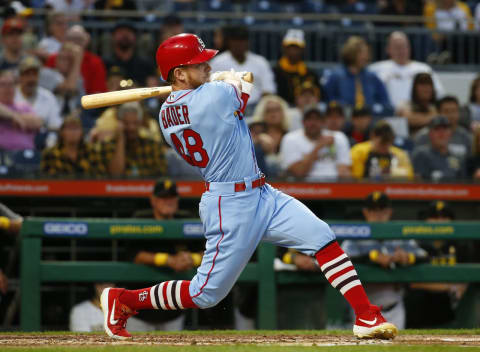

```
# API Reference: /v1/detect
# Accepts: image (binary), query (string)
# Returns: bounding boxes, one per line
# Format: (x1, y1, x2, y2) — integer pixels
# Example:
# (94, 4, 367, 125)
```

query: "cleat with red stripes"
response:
(100, 287, 138, 340)
(353, 305, 398, 339)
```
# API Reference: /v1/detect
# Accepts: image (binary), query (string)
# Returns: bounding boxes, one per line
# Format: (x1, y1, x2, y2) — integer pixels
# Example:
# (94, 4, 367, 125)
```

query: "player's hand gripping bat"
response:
(81, 72, 254, 110)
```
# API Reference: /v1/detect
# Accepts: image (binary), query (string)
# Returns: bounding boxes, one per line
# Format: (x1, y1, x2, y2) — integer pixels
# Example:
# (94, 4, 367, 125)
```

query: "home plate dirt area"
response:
(1, 333, 479, 347)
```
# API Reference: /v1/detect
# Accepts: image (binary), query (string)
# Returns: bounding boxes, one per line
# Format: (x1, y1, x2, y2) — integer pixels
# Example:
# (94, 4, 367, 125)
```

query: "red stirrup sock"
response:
(315, 241, 370, 315)
(119, 280, 198, 310)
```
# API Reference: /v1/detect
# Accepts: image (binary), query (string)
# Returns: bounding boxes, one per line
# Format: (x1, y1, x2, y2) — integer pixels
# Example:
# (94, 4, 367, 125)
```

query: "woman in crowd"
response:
(460, 76, 480, 130)
(396, 72, 437, 136)
(41, 114, 107, 176)
(250, 95, 291, 175)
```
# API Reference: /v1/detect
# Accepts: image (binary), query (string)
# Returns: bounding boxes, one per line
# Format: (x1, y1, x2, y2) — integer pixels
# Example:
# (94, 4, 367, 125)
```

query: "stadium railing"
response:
(20, 218, 480, 331)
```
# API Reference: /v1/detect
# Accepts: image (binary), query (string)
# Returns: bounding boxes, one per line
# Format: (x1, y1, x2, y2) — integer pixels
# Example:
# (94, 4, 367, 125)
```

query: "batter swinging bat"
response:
(81, 72, 254, 110)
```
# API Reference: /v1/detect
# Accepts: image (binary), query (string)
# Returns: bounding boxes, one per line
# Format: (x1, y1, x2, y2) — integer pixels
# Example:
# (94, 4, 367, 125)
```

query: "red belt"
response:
(205, 175, 266, 192)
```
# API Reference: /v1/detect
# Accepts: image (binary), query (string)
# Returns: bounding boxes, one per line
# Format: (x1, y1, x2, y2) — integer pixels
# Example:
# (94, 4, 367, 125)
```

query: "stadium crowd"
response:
(1, 1, 480, 182)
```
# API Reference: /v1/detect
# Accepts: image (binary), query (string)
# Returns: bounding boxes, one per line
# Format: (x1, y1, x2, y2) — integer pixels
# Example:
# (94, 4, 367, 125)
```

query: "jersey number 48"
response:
(170, 129, 210, 168)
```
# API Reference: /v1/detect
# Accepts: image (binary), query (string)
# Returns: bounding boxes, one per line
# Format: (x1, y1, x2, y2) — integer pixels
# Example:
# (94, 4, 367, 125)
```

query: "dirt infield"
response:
(1, 334, 479, 347)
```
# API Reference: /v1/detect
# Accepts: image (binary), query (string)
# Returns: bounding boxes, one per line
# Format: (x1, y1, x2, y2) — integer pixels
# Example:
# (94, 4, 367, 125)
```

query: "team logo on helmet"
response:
(196, 36, 205, 52)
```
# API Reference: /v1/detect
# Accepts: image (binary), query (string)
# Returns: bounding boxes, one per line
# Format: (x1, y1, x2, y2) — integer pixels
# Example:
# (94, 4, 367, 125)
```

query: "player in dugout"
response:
(100, 33, 398, 340)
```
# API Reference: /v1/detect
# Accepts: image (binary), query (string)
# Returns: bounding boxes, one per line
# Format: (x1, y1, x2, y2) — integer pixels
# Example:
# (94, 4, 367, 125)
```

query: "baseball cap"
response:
(424, 200, 455, 220)
(113, 21, 137, 33)
(18, 56, 41, 74)
(326, 101, 344, 116)
(1, 17, 26, 35)
(282, 29, 305, 48)
(107, 65, 126, 78)
(294, 80, 320, 99)
(352, 106, 371, 118)
(303, 105, 324, 120)
(429, 115, 451, 129)
(365, 191, 391, 209)
(372, 120, 394, 144)
(153, 179, 179, 198)
(225, 25, 249, 40)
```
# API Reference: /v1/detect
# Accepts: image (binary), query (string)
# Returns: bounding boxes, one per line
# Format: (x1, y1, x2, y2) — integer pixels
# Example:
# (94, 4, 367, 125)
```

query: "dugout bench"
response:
(20, 218, 480, 331)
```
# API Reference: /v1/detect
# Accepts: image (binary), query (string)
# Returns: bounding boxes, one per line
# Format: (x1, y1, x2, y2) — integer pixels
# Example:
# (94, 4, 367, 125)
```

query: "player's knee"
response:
(192, 292, 223, 309)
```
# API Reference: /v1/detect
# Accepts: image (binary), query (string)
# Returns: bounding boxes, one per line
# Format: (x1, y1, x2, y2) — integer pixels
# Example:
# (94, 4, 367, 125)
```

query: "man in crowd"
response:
(280, 106, 351, 180)
(414, 96, 472, 160)
(344, 107, 373, 146)
(104, 102, 166, 177)
(45, 25, 107, 94)
(104, 22, 157, 87)
(412, 115, 467, 181)
(0, 69, 42, 151)
(351, 121, 413, 179)
(274, 29, 320, 106)
(342, 191, 428, 329)
(14, 56, 62, 149)
(0, 17, 27, 70)
(210, 26, 276, 109)
(369, 31, 444, 109)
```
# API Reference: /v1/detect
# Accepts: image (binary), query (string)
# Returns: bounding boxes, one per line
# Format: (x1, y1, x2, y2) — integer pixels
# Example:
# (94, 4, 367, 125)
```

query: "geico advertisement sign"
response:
(330, 224, 371, 238)
(43, 222, 89, 236)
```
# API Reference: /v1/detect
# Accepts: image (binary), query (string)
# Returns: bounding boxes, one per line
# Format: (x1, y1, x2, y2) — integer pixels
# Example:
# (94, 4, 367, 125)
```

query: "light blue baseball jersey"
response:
(159, 81, 259, 182)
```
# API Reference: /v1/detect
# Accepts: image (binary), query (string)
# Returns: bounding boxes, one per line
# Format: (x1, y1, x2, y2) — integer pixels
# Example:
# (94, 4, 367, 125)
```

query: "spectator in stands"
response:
(351, 121, 414, 180)
(322, 36, 393, 118)
(324, 101, 346, 132)
(94, 0, 136, 11)
(158, 14, 184, 43)
(45, 25, 107, 95)
(424, 0, 473, 32)
(0, 17, 27, 71)
(369, 32, 444, 109)
(280, 106, 351, 181)
(15, 56, 62, 148)
(414, 96, 472, 160)
(37, 11, 69, 58)
(104, 21, 157, 87)
(49, 42, 84, 116)
(70, 282, 148, 332)
(129, 179, 202, 331)
(342, 191, 428, 329)
(468, 126, 480, 179)
(104, 102, 167, 177)
(396, 72, 437, 137)
(412, 115, 467, 181)
(274, 29, 320, 106)
(45, 0, 92, 13)
(344, 106, 373, 146)
(288, 80, 324, 132)
(89, 94, 161, 144)
(378, 0, 422, 27)
(106, 65, 126, 92)
(41, 114, 108, 176)
(251, 95, 290, 174)
(0, 69, 42, 151)
(210, 26, 276, 109)
(407, 201, 468, 328)
(248, 121, 274, 177)
(460, 76, 480, 130)
(424, 0, 473, 64)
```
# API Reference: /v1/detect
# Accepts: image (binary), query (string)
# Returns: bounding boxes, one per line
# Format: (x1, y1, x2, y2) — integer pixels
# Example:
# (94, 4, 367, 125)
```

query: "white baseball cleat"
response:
(353, 305, 398, 339)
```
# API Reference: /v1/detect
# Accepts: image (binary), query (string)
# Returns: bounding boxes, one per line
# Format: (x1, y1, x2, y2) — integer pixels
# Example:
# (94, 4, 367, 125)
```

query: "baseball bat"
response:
(81, 72, 254, 110)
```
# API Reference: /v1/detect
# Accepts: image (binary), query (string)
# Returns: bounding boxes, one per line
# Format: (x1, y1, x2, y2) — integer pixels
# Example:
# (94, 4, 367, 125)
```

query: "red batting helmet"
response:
(156, 33, 218, 81)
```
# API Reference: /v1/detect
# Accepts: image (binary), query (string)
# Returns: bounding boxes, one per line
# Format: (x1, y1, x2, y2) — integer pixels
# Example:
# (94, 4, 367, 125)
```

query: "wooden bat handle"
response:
(81, 86, 172, 109)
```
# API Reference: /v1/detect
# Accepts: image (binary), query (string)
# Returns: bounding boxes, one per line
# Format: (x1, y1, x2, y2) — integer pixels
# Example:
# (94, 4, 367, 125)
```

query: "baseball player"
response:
(100, 34, 397, 340)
